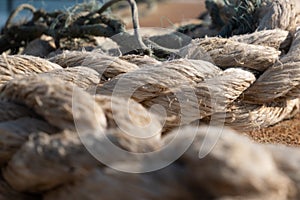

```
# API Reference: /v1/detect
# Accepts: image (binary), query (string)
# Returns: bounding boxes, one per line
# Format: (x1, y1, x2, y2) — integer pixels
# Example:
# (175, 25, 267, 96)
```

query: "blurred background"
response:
(0, 0, 204, 29)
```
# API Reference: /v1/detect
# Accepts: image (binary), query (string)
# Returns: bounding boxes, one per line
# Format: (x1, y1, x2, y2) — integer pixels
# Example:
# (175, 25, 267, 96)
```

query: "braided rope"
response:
(0, 29, 299, 131)
(0, 0, 299, 198)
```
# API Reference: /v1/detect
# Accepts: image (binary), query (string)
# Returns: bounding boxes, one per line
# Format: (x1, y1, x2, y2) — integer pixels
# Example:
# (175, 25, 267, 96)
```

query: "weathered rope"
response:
(0, 29, 299, 132)
(206, 0, 297, 36)
(0, 54, 61, 85)
(0, 0, 300, 198)
(0, 75, 162, 193)
(243, 29, 300, 103)
(3, 126, 299, 199)
(180, 36, 280, 71)
(48, 51, 139, 84)
(0, 38, 299, 199)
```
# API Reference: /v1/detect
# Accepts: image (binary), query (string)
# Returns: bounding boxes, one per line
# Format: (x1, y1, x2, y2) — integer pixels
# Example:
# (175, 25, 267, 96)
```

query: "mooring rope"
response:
(0, 0, 300, 199)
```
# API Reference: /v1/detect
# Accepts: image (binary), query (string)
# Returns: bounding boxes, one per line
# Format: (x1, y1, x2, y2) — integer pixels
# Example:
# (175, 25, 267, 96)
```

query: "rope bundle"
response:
(0, 28, 300, 198)
(0, 0, 300, 199)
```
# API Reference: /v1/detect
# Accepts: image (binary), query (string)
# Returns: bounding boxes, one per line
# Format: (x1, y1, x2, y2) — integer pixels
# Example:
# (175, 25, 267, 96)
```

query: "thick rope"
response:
(0, 0, 300, 198)
(0, 36, 299, 199)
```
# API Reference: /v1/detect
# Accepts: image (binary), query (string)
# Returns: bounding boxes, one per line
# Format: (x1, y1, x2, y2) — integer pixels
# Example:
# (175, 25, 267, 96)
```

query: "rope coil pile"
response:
(0, 0, 300, 199)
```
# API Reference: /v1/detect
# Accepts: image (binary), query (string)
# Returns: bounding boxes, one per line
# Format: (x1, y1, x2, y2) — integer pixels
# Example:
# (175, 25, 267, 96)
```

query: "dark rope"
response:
(4, 4, 36, 31)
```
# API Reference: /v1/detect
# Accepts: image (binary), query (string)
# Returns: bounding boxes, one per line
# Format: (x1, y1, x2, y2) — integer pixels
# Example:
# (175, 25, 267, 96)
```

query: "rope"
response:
(0, 0, 300, 198)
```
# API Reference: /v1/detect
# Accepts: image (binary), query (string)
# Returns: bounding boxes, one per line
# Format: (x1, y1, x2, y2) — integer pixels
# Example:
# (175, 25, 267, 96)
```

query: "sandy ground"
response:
(116, 0, 205, 28)
(246, 113, 300, 147)
(138, 0, 205, 27)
